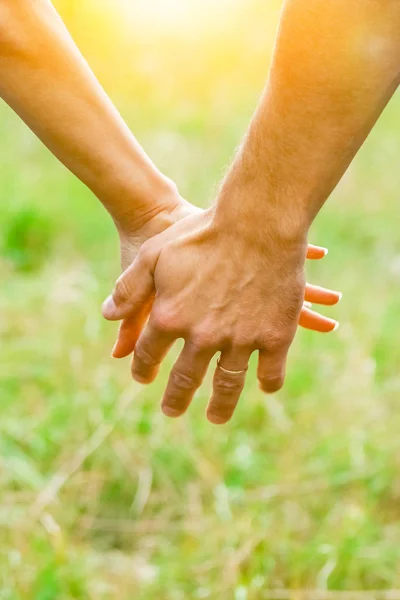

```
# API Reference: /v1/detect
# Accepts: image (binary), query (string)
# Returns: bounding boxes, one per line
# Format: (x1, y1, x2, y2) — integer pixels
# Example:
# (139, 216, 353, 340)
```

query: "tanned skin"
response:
(0, 0, 338, 373)
(0, 0, 194, 270)
(103, 0, 400, 425)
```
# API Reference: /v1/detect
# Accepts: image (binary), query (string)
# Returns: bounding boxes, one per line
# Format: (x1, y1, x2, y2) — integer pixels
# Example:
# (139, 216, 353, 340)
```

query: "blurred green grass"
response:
(2, 1, 400, 598)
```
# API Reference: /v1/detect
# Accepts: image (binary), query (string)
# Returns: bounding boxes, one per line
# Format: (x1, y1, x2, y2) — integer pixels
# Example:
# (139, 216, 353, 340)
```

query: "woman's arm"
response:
(0, 0, 180, 234)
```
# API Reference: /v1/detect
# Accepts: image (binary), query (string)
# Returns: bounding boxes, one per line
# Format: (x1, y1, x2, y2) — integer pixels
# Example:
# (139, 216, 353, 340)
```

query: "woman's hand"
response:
(118, 191, 201, 271)
(103, 208, 341, 425)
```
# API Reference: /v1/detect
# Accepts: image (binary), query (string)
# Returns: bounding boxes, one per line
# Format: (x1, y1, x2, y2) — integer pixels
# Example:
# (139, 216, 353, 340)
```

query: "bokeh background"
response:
(2, 0, 400, 598)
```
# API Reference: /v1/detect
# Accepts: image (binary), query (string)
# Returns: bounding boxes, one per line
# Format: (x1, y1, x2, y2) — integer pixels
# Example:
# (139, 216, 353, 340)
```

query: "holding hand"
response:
(103, 208, 340, 425)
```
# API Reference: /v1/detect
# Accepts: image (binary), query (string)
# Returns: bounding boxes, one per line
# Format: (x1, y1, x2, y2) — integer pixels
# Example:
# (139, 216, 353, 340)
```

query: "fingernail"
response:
(304, 301, 312, 308)
(111, 341, 120, 358)
(333, 322, 340, 331)
(337, 292, 343, 302)
(323, 248, 329, 256)
(102, 295, 117, 319)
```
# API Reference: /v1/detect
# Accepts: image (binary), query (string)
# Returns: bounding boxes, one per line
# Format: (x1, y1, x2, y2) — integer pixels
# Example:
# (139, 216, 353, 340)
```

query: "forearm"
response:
(0, 0, 174, 230)
(215, 0, 400, 240)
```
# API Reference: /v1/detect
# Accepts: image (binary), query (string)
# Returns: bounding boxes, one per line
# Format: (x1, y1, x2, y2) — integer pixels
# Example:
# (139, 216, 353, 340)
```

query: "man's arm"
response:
(214, 0, 400, 242)
(0, 0, 181, 236)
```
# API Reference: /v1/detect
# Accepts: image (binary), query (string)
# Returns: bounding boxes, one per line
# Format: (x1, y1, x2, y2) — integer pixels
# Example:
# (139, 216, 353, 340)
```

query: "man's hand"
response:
(102, 0, 400, 426)
(103, 208, 340, 425)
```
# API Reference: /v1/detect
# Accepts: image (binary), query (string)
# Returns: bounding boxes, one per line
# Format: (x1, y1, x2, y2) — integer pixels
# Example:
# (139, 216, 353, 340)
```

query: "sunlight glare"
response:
(114, 0, 244, 30)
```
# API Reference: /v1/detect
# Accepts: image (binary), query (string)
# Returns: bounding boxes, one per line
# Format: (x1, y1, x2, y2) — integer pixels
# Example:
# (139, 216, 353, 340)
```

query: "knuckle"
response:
(267, 333, 285, 351)
(230, 332, 253, 349)
(137, 240, 155, 267)
(263, 330, 290, 352)
(190, 330, 218, 352)
(151, 303, 185, 335)
(150, 310, 177, 335)
(285, 301, 302, 323)
(213, 374, 243, 395)
(169, 369, 200, 391)
(279, 292, 304, 324)
(133, 344, 156, 368)
(113, 276, 131, 304)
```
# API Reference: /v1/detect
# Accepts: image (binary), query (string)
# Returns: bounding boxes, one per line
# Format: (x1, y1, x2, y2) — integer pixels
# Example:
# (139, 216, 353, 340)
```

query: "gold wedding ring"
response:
(217, 357, 248, 376)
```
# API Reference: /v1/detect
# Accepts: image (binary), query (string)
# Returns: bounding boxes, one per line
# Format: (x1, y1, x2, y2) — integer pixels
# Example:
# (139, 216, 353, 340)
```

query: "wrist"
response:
(212, 172, 310, 250)
(101, 166, 182, 237)
(212, 121, 319, 247)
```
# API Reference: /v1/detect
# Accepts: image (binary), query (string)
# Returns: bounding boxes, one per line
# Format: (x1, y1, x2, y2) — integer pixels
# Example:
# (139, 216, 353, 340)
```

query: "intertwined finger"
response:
(206, 348, 251, 425)
(112, 302, 153, 359)
(305, 284, 341, 306)
(130, 320, 176, 384)
(299, 306, 338, 332)
(162, 343, 214, 418)
(306, 244, 328, 260)
(300, 284, 341, 332)
(257, 346, 288, 393)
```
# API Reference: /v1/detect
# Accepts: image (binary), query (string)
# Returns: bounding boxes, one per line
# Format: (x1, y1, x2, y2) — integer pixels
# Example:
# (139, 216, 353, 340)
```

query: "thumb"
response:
(102, 245, 156, 321)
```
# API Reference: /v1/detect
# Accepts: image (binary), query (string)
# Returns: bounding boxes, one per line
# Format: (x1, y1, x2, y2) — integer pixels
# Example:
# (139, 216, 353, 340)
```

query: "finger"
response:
(102, 245, 155, 321)
(299, 307, 339, 332)
(112, 301, 152, 359)
(305, 284, 342, 306)
(207, 348, 251, 425)
(306, 244, 328, 260)
(162, 343, 214, 418)
(257, 346, 288, 393)
(131, 321, 176, 384)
